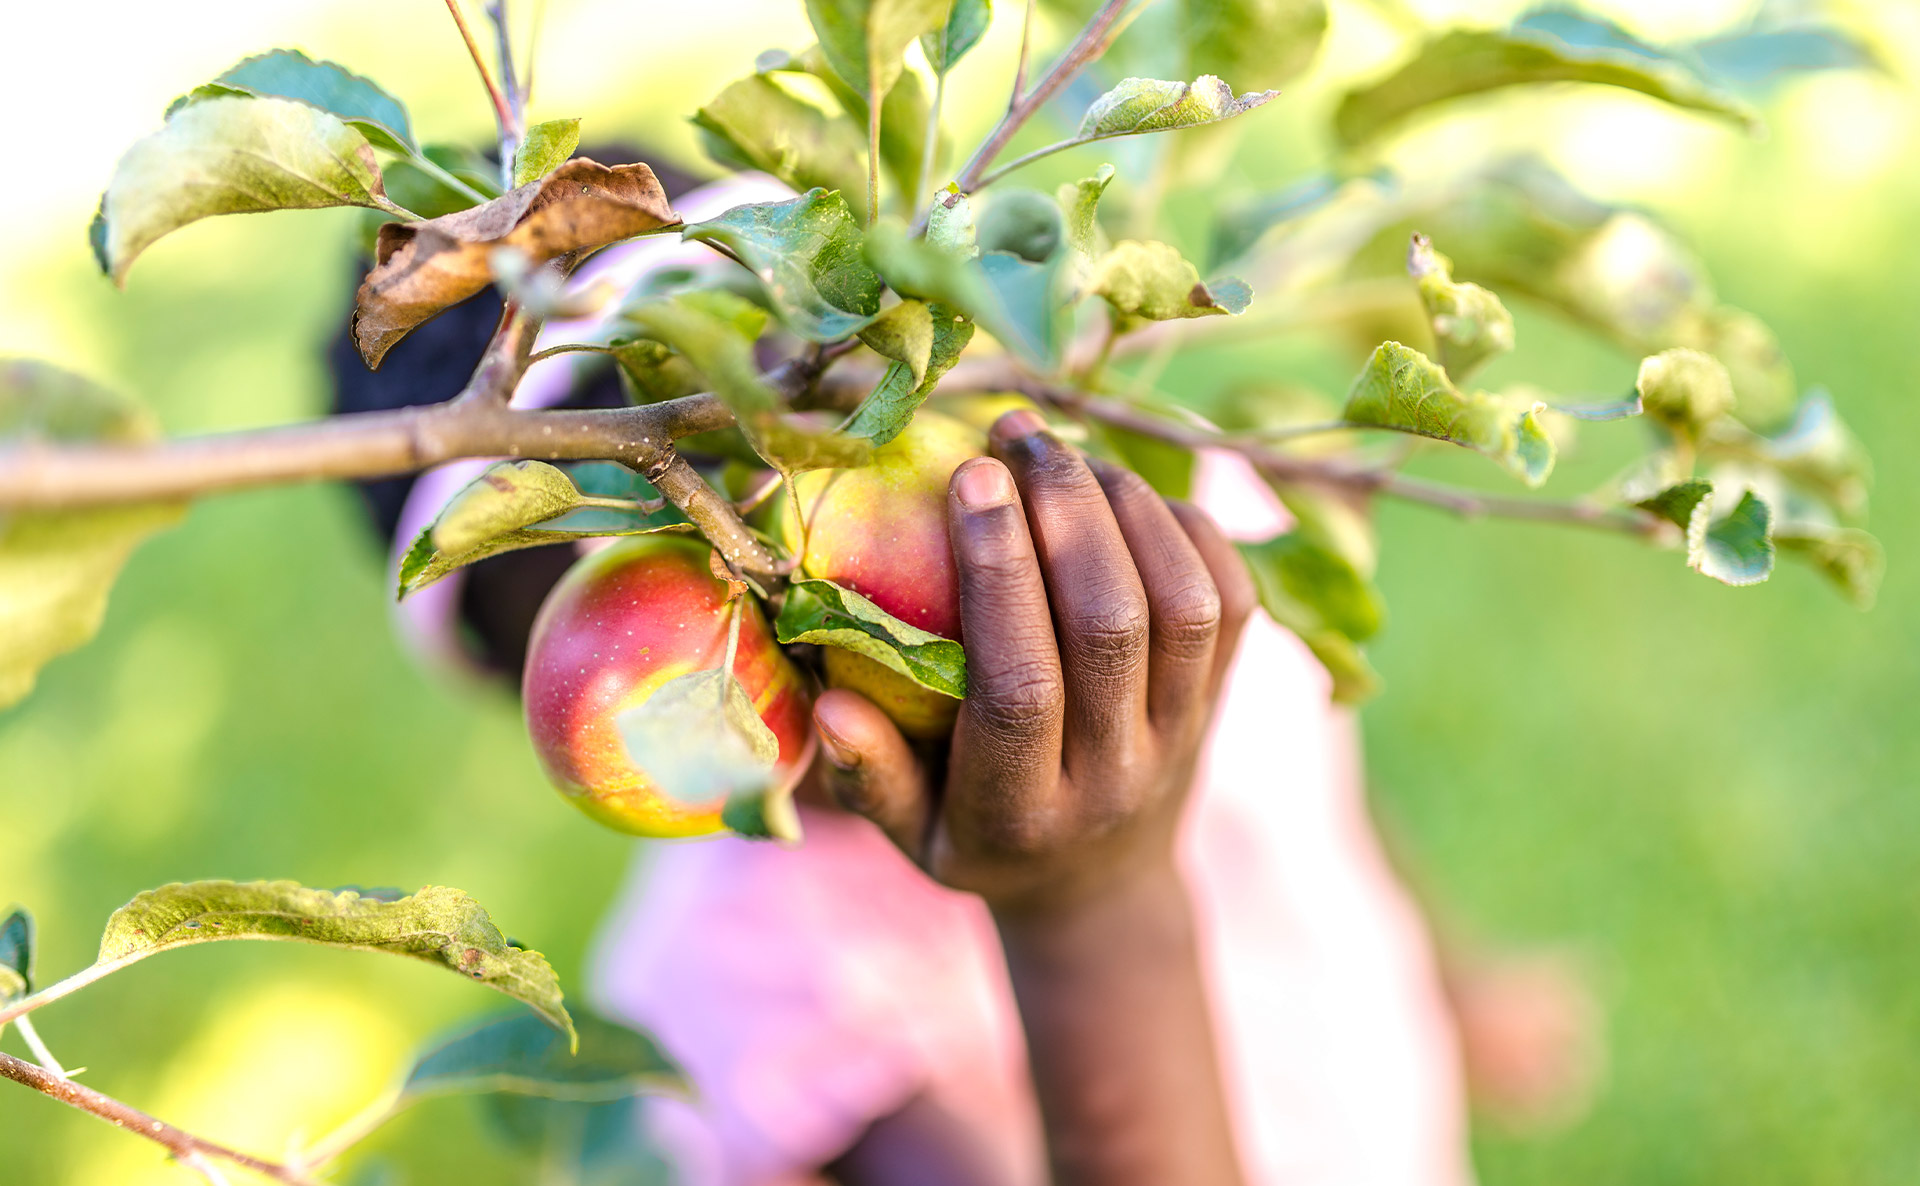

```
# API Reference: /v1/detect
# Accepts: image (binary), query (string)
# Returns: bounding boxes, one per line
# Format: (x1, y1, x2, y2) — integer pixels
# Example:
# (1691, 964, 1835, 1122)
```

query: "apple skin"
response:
(776, 409, 985, 737)
(523, 534, 814, 837)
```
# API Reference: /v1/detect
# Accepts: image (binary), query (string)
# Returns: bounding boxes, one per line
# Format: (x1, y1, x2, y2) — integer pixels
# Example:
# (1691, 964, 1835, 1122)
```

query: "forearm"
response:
(995, 863, 1245, 1186)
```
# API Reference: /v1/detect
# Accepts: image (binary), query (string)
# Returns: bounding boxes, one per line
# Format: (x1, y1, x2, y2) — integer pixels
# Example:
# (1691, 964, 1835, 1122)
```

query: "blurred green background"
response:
(2, 0, 1915, 1182)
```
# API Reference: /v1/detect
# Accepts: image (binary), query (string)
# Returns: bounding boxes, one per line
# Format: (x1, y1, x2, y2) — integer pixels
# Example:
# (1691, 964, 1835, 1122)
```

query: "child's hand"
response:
(812, 409, 1256, 918)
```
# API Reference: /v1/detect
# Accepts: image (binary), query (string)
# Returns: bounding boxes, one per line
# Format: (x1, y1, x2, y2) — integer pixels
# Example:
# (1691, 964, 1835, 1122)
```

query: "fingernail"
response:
(953, 458, 1014, 510)
(815, 720, 859, 771)
(991, 408, 1048, 442)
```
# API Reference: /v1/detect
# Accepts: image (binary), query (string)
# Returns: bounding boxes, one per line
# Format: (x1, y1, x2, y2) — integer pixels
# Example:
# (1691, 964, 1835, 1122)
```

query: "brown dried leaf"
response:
(352, 159, 681, 368)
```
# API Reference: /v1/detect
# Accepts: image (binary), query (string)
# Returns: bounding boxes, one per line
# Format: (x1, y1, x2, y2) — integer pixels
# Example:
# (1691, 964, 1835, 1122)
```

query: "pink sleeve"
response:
(587, 809, 1042, 1186)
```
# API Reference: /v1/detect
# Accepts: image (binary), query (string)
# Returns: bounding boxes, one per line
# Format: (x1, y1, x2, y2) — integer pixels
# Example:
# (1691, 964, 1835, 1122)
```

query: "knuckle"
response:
(1158, 575, 1223, 645)
(973, 660, 1064, 726)
(975, 805, 1063, 860)
(1063, 596, 1151, 675)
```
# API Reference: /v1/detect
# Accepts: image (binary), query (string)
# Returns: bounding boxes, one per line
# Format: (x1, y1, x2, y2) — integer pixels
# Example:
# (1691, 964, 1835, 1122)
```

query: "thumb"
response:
(813, 688, 930, 859)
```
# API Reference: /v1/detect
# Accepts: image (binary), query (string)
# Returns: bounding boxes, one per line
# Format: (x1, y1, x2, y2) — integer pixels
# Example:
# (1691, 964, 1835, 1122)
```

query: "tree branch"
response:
(0, 1051, 327, 1186)
(949, 0, 1134, 196)
(999, 374, 1671, 540)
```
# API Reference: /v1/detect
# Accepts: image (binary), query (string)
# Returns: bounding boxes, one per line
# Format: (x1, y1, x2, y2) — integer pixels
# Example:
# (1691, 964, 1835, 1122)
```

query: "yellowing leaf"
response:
(1077, 75, 1279, 141)
(1408, 232, 1513, 381)
(857, 300, 934, 387)
(98, 881, 574, 1045)
(0, 361, 186, 711)
(1086, 239, 1252, 321)
(1341, 341, 1555, 486)
(1637, 347, 1735, 434)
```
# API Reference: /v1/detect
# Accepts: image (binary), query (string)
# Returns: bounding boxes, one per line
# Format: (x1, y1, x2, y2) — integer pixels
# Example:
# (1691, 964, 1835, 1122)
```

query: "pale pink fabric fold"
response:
(589, 452, 1473, 1185)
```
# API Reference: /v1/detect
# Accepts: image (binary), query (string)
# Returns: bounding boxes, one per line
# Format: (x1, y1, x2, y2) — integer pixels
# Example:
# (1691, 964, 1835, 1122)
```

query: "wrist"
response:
(992, 857, 1195, 963)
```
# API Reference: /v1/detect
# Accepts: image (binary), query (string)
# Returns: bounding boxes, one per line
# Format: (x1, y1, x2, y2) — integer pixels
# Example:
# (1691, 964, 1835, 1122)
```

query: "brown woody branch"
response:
(949, 0, 1136, 196)
(0, 1051, 327, 1186)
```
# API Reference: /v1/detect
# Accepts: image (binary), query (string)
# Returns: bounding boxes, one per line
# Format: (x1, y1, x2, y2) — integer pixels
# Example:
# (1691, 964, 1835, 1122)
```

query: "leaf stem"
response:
(949, 0, 1136, 197)
(915, 67, 949, 215)
(407, 149, 493, 207)
(0, 958, 132, 1031)
(867, 79, 884, 227)
(12, 1015, 68, 1077)
(0, 1050, 328, 1186)
(293, 1087, 402, 1170)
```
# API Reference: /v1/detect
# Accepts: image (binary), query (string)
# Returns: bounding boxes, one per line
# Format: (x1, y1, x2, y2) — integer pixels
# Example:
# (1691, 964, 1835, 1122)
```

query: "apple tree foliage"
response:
(0, 0, 1887, 1176)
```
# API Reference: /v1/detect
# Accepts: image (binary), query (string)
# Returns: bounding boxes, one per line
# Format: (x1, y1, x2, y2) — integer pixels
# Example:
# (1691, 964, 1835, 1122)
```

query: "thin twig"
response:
(13, 1016, 68, 1077)
(1010, 0, 1038, 108)
(0, 1051, 327, 1186)
(1008, 375, 1669, 539)
(949, 0, 1135, 197)
(488, 0, 526, 135)
(443, 0, 515, 142)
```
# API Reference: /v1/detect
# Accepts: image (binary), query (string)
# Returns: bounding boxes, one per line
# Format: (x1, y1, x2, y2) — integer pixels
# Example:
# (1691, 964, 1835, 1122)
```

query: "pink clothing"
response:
(588, 454, 1473, 1185)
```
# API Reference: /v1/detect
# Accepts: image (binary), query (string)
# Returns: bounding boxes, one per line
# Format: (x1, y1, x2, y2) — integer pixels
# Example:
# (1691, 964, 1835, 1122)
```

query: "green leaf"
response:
(98, 882, 574, 1044)
(403, 1010, 684, 1105)
(926, 187, 978, 257)
(396, 460, 690, 598)
(1058, 165, 1115, 261)
(1408, 233, 1513, 381)
(616, 667, 782, 805)
(608, 338, 707, 403)
(1086, 239, 1252, 321)
(1237, 533, 1385, 704)
(0, 907, 32, 1007)
(845, 304, 974, 445)
(1076, 75, 1279, 144)
(1341, 342, 1555, 487)
(1333, 24, 1758, 151)
(1182, 0, 1326, 91)
(775, 578, 967, 698)
(1750, 391, 1871, 520)
(761, 47, 933, 215)
(622, 295, 871, 472)
(922, 0, 992, 72)
(1775, 525, 1883, 610)
(805, 0, 950, 100)
(1693, 25, 1887, 92)
(693, 74, 868, 211)
(512, 119, 583, 187)
(682, 190, 884, 342)
(977, 189, 1065, 262)
(1698, 488, 1774, 586)
(1636, 479, 1775, 587)
(864, 221, 1062, 367)
(182, 49, 417, 153)
(857, 300, 934, 387)
(1, 361, 187, 710)
(98, 95, 400, 283)
(1637, 346, 1735, 439)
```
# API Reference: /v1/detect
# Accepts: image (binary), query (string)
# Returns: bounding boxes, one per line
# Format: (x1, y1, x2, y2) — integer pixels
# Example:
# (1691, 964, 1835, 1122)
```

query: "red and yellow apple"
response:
(776, 408, 990, 738)
(523, 534, 814, 837)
